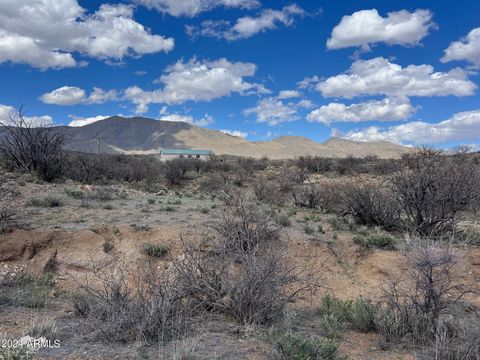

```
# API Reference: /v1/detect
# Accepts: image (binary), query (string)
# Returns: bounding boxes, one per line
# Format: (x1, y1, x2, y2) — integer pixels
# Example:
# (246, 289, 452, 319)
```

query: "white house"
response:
(159, 149, 213, 161)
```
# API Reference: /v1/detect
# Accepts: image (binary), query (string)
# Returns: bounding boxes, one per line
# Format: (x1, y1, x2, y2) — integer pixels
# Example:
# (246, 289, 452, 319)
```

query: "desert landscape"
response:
(0, 116, 479, 359)
(2, 1, 480, 358)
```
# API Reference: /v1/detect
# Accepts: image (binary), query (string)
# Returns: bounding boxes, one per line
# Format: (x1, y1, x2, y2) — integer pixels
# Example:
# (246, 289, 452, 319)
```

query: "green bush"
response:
(272, 332, 341, 360)
(303, 225, 315, 235)
(64, 188, 84, 199)
(319, 295, 378, 338)
(140, 242, 170, 258)
(1, 273, 55, 309)
(353, 233, 396, 250)
(454, 226, 480, 246)
(321, 313, 348, 339)
(276, 214, 292, 227)
(350, 298, 377, 332)
(0, 345, 34, 360)
(28, 196, 62, 207)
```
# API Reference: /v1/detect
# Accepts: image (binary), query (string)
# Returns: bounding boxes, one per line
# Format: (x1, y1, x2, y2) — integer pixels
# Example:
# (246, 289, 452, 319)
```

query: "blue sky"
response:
(1, 0, 480, 148)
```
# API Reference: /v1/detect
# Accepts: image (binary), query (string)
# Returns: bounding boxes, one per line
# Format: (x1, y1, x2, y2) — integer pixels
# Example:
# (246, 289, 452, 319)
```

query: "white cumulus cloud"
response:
(317, 57, 476, 98)
(160, 113, 214, 127)
(0, 1, 174, 70)
(40, 86, 117, 105)
(307, 97, 416, 124)
(124, 57, 269, 113)
(134, 0, 259, 17)
(339, 109, 480, 145)
(244, 97, 301, 125)
(327, 9, 435, 50)
(220, 129, 248, 138)
(186, 4, 305, 41)
(68, 115, 111, 127)
(441, 27, 480, 69)
(278, 90, 301, 99)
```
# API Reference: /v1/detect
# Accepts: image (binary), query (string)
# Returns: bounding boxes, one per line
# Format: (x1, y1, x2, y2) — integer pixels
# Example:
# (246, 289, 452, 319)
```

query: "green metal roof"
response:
(160, 149, 213, 155)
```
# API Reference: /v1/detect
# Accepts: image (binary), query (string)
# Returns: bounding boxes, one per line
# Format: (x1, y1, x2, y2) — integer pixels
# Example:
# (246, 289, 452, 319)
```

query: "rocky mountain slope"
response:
(55, 116, 408, 158)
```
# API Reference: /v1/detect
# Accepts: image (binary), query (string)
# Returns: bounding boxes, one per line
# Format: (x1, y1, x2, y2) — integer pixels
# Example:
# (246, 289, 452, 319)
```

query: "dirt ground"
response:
(1, 174, 480, 359)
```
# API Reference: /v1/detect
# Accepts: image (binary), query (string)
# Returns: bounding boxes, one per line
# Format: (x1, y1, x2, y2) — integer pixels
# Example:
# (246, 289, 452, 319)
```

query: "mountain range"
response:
(17, 116, 411, 159)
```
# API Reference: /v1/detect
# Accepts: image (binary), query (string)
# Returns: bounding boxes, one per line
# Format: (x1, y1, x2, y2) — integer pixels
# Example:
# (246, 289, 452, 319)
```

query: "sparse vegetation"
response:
(140, 242, 170, 257)
(353, 231, 396, 250)
(28, 196, 62, 207)
(1, 272, 55, 309)
(2, 137, 479, 359)
(271, 331, 341, 360)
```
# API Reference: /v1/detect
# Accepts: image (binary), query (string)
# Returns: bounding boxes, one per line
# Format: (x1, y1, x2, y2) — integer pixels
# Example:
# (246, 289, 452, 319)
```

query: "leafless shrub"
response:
(231, 158, 255, 186)
(296, 155, 333, 173)
(253, 177, 287, 207)
(64, 152, 162, 184)
(164, 158, 192, 187)
(0, 109, 64, 181)
(376, 241, 473, 349)
(432, 316, 480, 360)
(291, 182, 322, 209)
(343, 182, 401, 231)
(391, 148, 480, 237)
(205, 197, 279, 255)
(171, 198, 313, 325)
(0, 179, 16, 233)
(72, 265, 188, 344)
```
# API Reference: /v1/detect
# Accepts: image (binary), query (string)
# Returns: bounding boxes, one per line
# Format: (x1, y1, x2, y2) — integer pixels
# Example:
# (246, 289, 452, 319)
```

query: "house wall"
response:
(159, 153, 211, 162)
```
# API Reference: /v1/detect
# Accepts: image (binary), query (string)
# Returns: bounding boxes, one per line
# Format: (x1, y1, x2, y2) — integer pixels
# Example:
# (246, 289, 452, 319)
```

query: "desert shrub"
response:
(72, 267, 187, 343)
(296, 155, 333, 174)
(0, 346, 34, 360)
(231, 158, 255, 186)
(331, 155, 362, 175)
(141, 242, 170, 258)
(0, 208, 16, 233)
(164, 158, 192, 187)
(254, 176, 289, 207)
(204, 198, 279, 255)
(29, 319, 57, 338)
(275, 214, 292, 227)
(343, 182, 401, 231)
(64, 188, 85, 199)
(198, 172, 232, 194)
(349, 298, 377, 332)
(1, 272, 55, 308)
(303, 225, 315, 235)
(291, 183, 322, 209)
(0, 109, 64, 181)
(271, 332, 340, 360)
(320, 313, 348, 339)
(391, 149, 480, 237)
(353, 232, 396, 250)
(172, 198, 311, 325)
(453, 226, 480, 246)
(431, 318, 480, 360)
(64, 152, 163, 184)
(103, 241, 114, 253)
(0, 179, 16, 233)
(89, 186, 116, 201)
(319, 295, 378, 336)
(376, 241, 470, 349)
(28, 196, 62, 207)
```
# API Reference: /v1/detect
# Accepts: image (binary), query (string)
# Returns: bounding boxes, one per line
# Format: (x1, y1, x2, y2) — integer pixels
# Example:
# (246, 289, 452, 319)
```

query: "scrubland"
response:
(0, 124, 480, 360)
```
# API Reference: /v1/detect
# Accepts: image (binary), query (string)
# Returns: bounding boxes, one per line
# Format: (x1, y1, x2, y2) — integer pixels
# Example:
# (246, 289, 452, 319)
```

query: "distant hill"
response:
(8, 116, 411, 159)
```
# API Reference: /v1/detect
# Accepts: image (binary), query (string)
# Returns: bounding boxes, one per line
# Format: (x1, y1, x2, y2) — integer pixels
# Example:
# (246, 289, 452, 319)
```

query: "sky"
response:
(1, 0, 480, 149)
